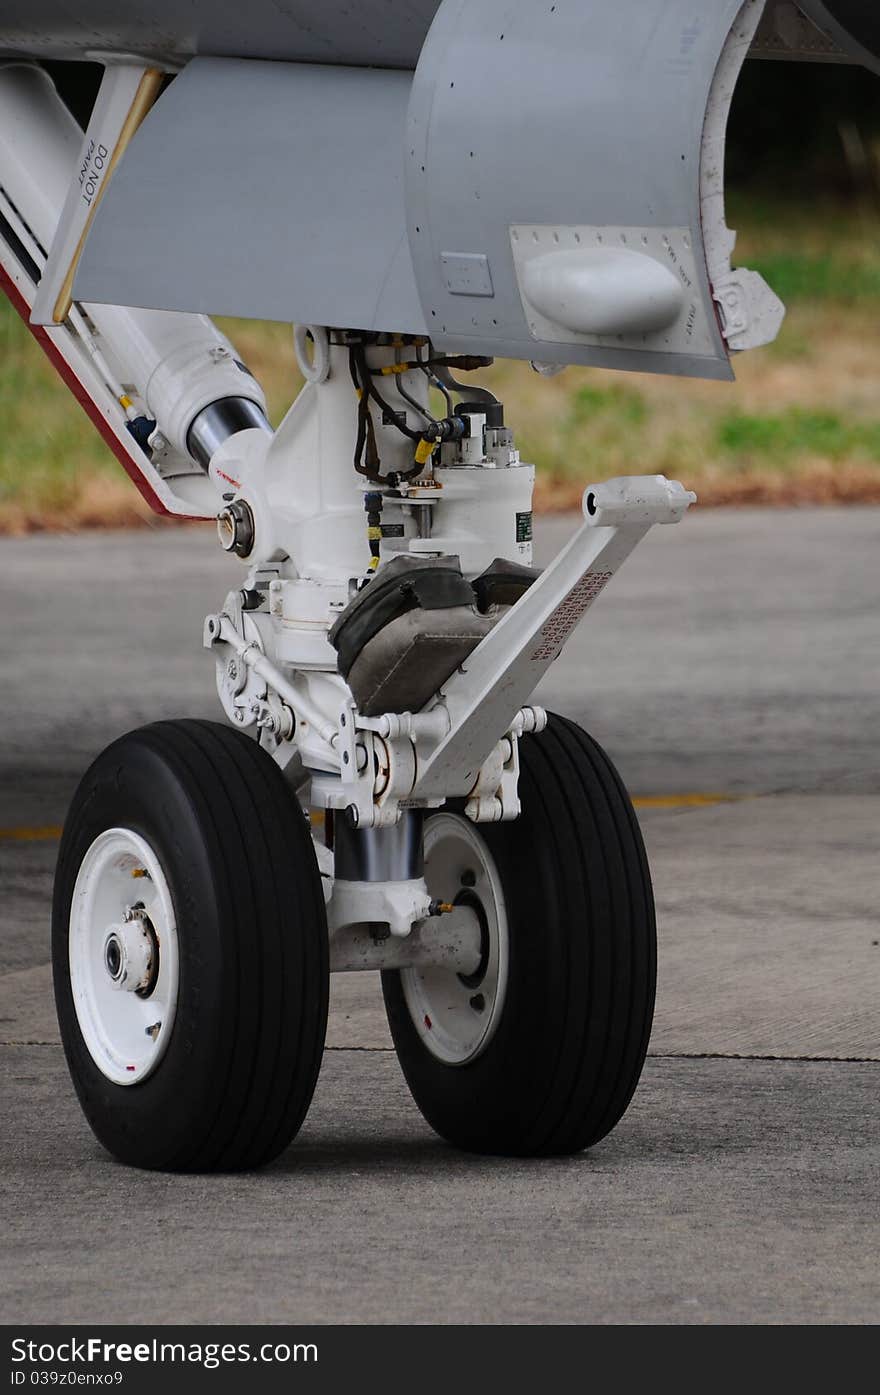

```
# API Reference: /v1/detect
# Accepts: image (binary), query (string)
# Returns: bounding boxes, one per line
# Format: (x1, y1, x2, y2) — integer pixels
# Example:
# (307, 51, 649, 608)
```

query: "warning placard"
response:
(528, 571, 613, 663)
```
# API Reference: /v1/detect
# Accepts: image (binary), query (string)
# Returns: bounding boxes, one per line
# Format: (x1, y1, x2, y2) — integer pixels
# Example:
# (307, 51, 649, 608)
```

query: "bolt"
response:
(227, 659, 238, 681)
(233, 709, 244, 722)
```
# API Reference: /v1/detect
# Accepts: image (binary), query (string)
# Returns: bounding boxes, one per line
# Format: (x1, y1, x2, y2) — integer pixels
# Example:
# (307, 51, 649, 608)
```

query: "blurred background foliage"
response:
(1, 58, 880, 529)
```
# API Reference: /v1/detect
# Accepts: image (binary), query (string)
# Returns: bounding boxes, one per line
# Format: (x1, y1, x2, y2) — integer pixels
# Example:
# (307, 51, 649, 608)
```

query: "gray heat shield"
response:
(329, 555, 538, 717)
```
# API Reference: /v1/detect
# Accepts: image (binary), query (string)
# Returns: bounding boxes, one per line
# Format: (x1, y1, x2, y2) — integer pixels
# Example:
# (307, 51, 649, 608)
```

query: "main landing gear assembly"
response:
(49, 328, 690, 1171)
(0, 65, 695, 1168)
(0, 39, 779, 1172)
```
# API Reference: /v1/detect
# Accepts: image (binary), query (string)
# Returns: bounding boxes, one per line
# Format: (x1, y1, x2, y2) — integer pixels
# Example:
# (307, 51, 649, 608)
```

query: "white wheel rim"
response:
(401, 813, 508, 1066)
(69, 828, 179, 1086)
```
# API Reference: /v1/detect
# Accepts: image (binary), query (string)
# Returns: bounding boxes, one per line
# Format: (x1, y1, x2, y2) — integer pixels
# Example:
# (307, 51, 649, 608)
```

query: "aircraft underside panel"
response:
(72, 0, 782, 379)
(1, 2, 877, 71)
(0, 0, 444, 69)
(73, 58, 428, 335)
(32, 0, 879, 376)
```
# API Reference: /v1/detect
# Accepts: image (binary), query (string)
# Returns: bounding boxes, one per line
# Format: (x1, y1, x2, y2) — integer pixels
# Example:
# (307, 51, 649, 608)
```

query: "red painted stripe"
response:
(0, 260, 171, 516)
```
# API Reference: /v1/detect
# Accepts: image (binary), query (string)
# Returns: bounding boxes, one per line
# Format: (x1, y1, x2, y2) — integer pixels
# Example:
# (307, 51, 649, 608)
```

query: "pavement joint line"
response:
(647, 1051, 879, 1063)
(3, 1042, 876, 1063)
(0, 1040, 58, 1046)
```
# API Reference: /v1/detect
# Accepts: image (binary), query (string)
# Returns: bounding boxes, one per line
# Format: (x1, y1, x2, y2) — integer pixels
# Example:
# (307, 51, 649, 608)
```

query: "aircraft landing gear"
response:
(383, 714, 655, 1156)
(52, 719, 328, 1172)
(52, 712, 654, 1170)
(48, 325, 688, 1173)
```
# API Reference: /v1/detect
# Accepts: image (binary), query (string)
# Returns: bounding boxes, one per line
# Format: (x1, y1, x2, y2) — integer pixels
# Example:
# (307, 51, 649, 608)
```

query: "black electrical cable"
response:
(351, 342, 429, 484)
(351, 372, 370, 477)
(395, 351, 436, 427)
(354, 343, 422, 442)
(350, 343, 380, 478)
(349, 343, 405, 484)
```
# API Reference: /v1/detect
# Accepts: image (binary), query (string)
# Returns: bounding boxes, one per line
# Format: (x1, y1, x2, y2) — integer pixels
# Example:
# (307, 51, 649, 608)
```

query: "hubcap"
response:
(400, 813, 508, 1066)
(69, 828, 179, 1086)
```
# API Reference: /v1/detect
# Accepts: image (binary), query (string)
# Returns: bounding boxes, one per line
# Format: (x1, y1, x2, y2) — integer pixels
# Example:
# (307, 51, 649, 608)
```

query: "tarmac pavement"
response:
(1, 508, 878, 1324)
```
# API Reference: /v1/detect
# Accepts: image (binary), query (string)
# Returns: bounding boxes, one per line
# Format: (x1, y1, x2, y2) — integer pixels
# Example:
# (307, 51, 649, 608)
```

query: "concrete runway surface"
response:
(0, 508, 878, 1324)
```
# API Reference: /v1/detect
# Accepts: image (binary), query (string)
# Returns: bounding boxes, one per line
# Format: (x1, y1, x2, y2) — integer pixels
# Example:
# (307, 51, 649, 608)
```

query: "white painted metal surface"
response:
(328, 877, 433, 941)
(68, 828, 179, 1086)
(329, 905, 483, 974)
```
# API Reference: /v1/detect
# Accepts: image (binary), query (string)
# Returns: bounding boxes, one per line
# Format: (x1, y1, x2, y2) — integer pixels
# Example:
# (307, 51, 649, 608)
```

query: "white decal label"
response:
(78, 139, 110, 207)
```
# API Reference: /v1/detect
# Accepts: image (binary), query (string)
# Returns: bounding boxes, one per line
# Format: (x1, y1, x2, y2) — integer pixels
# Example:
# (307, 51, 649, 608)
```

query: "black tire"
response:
(382, 714, 655, 1156)
(52, 719, 328, 1172)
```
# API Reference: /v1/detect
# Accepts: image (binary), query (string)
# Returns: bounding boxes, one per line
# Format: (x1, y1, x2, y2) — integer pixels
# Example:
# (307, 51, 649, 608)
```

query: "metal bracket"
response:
(713, 268, 786, 353)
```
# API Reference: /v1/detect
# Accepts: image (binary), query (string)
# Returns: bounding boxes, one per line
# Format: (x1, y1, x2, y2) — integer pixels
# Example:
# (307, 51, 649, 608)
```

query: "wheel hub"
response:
(400, 813, 508, 1066)
(102, 912, 158, 994)
(69, 828, 179, 1086)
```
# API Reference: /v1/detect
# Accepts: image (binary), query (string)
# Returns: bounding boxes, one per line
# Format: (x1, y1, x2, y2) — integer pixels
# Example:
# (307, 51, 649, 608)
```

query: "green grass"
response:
(716, 408, 880, 463)
(568, 384, 648, 428)
(747, 252, 880, 304)
(0, 300, 121, 514)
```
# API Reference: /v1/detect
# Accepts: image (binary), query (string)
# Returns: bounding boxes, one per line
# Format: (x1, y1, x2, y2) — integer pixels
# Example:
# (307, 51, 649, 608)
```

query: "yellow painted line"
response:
(0, 825, 63, 842)
(632, 794, 742, 810)
(0, 797, 743, 841)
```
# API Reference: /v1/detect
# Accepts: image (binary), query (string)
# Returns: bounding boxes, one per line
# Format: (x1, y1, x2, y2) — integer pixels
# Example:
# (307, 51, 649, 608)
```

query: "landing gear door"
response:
(405, 0, 779, 381)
